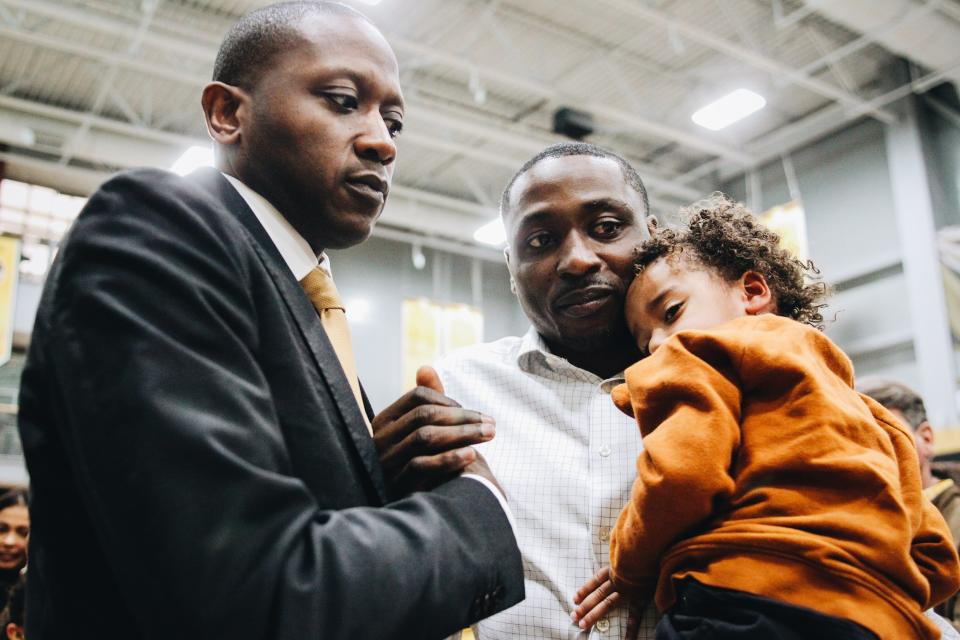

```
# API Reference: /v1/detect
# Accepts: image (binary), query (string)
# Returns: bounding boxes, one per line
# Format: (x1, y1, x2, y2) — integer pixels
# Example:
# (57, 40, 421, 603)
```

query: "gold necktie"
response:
(300, 266, 372, 436)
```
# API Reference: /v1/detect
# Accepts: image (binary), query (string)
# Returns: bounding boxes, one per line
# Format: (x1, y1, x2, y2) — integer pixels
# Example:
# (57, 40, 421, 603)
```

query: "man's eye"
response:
(593, 219, 623, 237)
(385, 118, 404, 139)
(527, 233, 553, 249)
(664, 302, 682, 322)
(325, 93, 359, 110)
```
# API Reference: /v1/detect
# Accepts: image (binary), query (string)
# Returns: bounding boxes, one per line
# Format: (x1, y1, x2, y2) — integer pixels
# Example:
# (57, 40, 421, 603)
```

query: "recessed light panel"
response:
(692, 89, 766, 131)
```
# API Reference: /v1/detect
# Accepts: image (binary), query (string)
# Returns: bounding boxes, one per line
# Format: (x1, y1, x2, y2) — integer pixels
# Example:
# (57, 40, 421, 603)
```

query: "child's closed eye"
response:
(664, 302, 682, 323)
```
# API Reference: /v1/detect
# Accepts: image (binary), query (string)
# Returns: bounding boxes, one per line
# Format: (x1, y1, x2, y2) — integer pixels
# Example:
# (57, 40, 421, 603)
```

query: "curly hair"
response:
(634, 193, 828, 329)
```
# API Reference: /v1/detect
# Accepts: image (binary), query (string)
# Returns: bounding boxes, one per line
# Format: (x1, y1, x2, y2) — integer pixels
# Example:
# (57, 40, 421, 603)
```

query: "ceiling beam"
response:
(717, 61, 960, 181)
(392, 35, 753, 164)
(594, 0, 898, 125)
(0, 0, 755, 166)
(0, 12, 702, 201)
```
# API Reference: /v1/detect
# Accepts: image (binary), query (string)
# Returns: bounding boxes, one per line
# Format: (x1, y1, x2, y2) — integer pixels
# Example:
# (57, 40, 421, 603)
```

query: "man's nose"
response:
(556, 234, 602, 277)
(355, 113, 397, 166)
(1, 531, 16, 546)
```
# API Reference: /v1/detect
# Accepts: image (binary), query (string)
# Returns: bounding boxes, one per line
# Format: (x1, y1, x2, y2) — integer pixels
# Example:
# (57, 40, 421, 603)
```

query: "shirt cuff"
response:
(461, 474, 517, 532)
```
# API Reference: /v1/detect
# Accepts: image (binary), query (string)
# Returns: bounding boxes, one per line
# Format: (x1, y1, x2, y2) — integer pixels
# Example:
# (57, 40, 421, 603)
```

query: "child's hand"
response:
(571, 566, 624, 631)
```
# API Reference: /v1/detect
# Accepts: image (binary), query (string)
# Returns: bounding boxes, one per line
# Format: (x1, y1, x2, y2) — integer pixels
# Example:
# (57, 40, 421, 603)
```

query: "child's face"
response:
(625, 257, 757, 354)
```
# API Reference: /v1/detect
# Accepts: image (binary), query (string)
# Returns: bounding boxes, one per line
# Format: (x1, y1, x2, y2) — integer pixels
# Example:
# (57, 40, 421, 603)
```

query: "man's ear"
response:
(6, 623, 22, 640)
(646, 215, 659, 237)
(504, 247, 518, 295)
(916, 421, 936, 459)
(741, 270, 775, 315)
(201, 81, 246, 146)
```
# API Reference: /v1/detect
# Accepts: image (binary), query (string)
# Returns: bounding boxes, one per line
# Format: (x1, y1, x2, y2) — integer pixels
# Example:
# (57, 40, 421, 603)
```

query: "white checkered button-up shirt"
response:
(435, 327, 658, 640)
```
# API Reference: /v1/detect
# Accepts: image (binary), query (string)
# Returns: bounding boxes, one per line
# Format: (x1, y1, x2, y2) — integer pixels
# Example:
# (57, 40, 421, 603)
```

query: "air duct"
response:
(804, 0, 960, 88)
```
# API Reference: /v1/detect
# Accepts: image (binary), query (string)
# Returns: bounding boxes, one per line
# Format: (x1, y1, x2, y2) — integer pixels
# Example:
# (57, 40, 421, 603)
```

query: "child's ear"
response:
(741, 271, 776, 315)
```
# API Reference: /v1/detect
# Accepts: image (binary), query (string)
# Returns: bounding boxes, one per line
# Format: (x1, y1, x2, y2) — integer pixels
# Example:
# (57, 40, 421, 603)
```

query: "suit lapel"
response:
(191, 168, 388, 503)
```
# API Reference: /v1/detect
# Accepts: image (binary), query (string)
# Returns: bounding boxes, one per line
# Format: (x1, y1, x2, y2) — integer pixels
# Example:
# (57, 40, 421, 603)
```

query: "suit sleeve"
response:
(608, 335, 742, 598)
(42, 172, 522, 640)
(912, 497, 960, 609)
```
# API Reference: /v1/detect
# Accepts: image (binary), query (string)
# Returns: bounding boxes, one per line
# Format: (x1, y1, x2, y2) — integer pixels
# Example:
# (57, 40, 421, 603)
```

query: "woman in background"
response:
(0, 490, 28, 615)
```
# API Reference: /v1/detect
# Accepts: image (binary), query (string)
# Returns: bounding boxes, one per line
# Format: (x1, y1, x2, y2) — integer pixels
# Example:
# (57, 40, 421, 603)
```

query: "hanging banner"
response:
(401, 298, 483, 390)
(0, 237, 19, 366)
(760, 200, 808, 261)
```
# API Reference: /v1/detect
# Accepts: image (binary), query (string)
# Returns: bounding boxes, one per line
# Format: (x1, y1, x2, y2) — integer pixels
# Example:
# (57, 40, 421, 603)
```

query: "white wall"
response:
(724, 119, 919, 382)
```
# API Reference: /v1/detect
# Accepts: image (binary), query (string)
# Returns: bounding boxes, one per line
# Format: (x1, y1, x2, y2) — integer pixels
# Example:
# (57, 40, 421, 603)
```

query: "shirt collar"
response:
(222, 173, 327, 280)
(924, 477, 955, 502)
(517, 326, 625, 389)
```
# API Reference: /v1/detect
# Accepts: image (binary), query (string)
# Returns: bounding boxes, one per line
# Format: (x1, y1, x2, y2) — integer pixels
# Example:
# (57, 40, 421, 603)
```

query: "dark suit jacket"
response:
(18, 168, 523, 639)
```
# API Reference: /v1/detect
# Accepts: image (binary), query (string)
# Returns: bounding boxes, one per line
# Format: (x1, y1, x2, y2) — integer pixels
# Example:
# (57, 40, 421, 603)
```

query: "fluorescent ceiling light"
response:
(474, 218, 506, 246)
(344, 297, 372, 323)
(170, 145, 214, 176)
(353, 0, 382, 4)
(691, 89, 766, 131)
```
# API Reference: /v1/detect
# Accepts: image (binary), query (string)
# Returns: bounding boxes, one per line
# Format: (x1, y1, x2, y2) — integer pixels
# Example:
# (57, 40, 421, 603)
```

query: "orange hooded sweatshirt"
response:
(609, 314, 960, 640)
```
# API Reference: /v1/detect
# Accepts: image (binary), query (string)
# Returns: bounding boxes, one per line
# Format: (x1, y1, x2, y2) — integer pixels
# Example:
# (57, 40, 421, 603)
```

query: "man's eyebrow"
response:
(582, 198, 635, 216)
(514, 210, 556, 230)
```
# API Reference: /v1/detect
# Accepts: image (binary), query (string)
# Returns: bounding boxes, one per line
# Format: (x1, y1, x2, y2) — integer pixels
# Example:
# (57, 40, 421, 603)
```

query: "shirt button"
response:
(596, 617, 610, 632)
(598, 445, 611, 457)
(598, 526, 610, 542)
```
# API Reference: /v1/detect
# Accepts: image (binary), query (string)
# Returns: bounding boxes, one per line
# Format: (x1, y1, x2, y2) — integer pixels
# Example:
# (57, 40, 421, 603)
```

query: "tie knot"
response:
(300, 266, 344, 311)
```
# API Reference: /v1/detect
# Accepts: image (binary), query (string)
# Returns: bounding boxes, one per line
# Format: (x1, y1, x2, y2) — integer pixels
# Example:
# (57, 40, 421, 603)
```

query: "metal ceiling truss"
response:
(0, 0, 954, 213)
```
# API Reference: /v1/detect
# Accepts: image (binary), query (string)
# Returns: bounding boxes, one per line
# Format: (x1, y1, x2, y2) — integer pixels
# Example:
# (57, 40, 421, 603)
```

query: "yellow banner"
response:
(0, 237, 20, 366)
(759, 200, 808, 261)
(401, 298, 483, 390)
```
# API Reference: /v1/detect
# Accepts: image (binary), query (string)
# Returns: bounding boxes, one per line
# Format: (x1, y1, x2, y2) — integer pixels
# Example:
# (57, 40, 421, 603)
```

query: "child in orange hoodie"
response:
(574, 195, 960, 639)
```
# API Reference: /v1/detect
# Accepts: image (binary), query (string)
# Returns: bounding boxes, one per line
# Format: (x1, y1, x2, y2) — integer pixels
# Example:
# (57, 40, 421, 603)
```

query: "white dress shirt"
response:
(221, 173, 513, 523)
(436, 328, 960, 640)
(222, 173, 321, 280)
(435, 328, 658, 640)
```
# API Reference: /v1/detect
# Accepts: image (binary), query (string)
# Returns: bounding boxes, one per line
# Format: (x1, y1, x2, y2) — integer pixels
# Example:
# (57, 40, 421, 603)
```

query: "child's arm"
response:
(609, 333, 743, 597)
(912, 498, 960, 608)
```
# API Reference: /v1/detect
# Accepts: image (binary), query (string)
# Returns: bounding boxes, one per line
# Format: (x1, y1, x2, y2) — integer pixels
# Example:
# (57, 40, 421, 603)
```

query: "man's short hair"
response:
(858, 378, 928, 429)
(213, 1, 369, 89)
(499, 142, 650, 219)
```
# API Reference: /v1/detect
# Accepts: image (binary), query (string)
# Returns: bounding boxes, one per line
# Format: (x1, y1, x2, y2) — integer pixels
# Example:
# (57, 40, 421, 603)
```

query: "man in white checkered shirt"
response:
(436, 142, 659, 640)
(435, 142, 960, 640)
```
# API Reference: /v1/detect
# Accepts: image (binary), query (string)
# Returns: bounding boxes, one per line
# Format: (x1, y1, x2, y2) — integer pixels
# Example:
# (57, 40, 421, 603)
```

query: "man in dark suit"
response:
(17, 2, 523, 638)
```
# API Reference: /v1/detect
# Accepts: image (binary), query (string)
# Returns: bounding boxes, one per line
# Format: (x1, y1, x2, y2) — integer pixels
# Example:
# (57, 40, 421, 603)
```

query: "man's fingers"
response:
(392, 447, 477, 490)
(374, 385, 461, 427)
(574, 566, 611, 604)
(379, 424, 494, 471)
(375, 405, 493, 449)
(571, 585, 620, 629)
(416, 365, 444, 395)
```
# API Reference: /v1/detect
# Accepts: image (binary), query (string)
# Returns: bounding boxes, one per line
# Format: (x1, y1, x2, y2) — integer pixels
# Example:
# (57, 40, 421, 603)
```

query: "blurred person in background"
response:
(0, 490, 28, 615)
(0, 572, 26, 640)
(860, 378, 960, 630)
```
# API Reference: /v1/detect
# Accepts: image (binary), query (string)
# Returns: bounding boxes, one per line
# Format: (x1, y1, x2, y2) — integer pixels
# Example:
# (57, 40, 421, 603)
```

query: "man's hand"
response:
(373, 366, 495, 495)
(572, 566, 641, 639)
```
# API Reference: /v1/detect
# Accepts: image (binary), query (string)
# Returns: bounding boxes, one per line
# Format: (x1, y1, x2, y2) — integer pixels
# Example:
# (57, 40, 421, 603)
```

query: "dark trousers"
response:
(656, 578, 879, 640)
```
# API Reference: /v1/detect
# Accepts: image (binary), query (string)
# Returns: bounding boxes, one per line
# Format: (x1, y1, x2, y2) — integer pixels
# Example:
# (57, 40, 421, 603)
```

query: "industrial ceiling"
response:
(0, 0, 958, 253)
